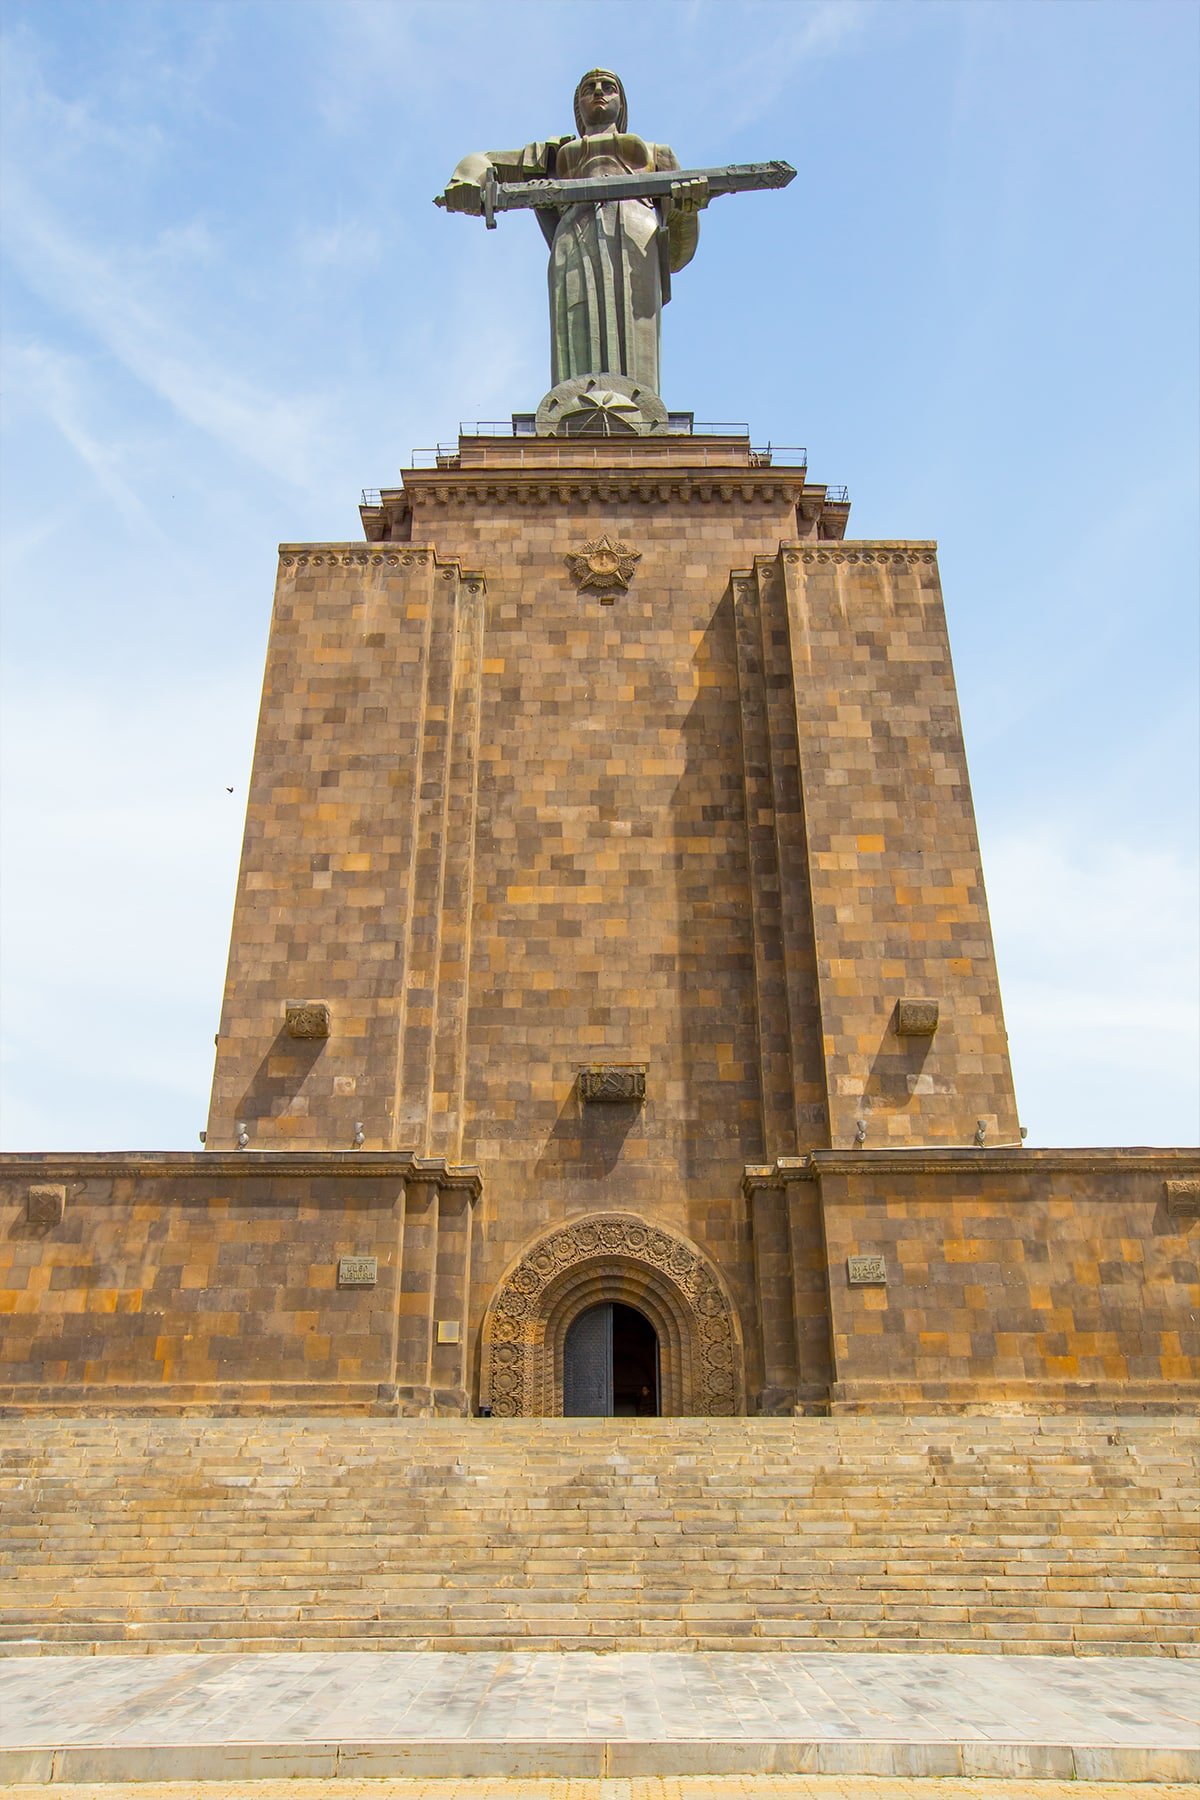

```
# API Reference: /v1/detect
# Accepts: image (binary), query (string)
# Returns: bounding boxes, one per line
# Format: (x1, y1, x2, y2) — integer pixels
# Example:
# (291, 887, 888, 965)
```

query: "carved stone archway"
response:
(480, 1213, 743, 1417)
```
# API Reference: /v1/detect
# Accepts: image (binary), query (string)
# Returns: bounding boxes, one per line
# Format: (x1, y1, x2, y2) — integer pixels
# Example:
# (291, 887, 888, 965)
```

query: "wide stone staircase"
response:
(2, 1414, 1196, 1657)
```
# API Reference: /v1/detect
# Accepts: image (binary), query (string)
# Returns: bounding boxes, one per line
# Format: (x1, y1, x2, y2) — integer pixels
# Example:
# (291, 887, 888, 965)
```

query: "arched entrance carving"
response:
(480, 1212, 743, 1417)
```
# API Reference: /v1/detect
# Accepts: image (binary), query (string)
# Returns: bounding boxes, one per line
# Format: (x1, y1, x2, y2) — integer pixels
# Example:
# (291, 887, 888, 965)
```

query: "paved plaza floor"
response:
(1, 1650, 1196, 1785)
(4, 1778, 1199, 1800)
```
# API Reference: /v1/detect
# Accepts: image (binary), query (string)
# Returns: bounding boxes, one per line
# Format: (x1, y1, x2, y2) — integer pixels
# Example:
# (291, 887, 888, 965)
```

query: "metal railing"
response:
(825, 485, 850, 503)
(748, 446, 807, 467)
(455, 418, 757, 439)
(406, 446, 463, 468)
(378, 452, 824, 489)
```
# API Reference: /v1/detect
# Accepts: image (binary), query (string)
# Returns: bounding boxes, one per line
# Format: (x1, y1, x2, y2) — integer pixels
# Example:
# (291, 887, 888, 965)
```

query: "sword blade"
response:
(490, 159, 796, 215)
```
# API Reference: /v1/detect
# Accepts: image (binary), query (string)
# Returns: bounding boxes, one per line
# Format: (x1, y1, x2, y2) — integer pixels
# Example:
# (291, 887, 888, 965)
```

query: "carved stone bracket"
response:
(1165, 1178, 1200, 1221)
(285, 1003, 331, 1041)
(579, 1064, 646, 1103)
(741, 1157, 815, 1195)
(895, 998, 939, 1037)
(26, 1185, 65, 1227)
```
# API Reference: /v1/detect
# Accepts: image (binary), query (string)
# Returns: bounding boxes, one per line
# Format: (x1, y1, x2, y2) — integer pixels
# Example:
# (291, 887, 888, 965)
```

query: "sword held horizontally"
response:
(436, 159, 796, 229)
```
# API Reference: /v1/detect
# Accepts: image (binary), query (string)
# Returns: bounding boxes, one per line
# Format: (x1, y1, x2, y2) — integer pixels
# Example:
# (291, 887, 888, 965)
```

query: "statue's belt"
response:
(436, 160, 796, 230)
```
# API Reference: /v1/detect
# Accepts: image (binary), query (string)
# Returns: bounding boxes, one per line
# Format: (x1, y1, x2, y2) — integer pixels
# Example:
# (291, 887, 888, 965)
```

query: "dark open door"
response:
(563, 1303, 660, 1417)
(563, 1302, 613, 1415)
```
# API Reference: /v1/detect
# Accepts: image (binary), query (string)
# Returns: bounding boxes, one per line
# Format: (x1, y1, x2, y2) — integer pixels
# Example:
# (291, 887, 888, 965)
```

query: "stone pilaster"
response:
(430, 1178, 476, 1412)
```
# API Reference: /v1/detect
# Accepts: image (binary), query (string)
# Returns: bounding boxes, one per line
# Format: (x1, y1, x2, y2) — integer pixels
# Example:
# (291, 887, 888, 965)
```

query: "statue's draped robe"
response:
(454, 131, 699, 395)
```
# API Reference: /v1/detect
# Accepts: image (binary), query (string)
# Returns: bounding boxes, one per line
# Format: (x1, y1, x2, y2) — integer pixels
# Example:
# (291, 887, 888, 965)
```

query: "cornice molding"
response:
(402, 472, 817, 507)
(0, 1150, 483, 1198)
(743, 1146, 1199, 1192)
(276, 546, 484, 590)
(790, 545, 937, 566)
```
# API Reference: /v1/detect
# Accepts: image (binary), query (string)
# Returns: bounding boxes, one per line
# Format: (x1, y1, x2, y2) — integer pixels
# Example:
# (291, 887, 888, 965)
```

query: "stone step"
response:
(3, 1414, 1195, 1657)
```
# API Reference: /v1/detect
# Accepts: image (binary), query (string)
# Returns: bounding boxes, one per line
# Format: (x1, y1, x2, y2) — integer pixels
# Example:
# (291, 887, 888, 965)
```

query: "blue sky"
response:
(1, 0, 1196, 1151)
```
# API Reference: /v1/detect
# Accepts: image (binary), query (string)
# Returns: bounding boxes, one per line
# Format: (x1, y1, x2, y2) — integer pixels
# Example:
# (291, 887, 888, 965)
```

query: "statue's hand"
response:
(669, 175, 709, 214)
(440, 180, 484, 216)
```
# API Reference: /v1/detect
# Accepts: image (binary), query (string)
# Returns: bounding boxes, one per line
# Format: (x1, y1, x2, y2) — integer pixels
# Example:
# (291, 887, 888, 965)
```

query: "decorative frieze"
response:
(794, 546, 937, 565)
(405, 475, 804, 507)
(279, 549, 431, 569)
(276, 548, 484, 590)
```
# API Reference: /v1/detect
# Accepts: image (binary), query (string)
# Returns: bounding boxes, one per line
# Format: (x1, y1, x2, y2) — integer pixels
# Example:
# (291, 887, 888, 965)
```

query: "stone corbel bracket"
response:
(285, 1002, 331, 1040)
(894, 998, 939, 1037)
(1165, 1178, 1200, 1221)
(26, 1184, 66, 1227)
(579, 1065, 647, 1104)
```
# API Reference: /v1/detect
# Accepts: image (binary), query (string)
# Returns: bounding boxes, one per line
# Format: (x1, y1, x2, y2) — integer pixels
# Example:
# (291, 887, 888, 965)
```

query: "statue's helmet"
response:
(574, 69, 628, 135)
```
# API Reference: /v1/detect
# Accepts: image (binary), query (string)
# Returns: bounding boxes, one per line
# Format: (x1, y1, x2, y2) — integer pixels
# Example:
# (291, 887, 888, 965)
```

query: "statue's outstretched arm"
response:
(440, 141, 563, 215)
(655, 145, 702, 273)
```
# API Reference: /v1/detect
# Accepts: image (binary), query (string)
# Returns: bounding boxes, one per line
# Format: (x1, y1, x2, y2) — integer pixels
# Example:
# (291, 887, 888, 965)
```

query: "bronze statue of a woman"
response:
(440, 70, 708, 396)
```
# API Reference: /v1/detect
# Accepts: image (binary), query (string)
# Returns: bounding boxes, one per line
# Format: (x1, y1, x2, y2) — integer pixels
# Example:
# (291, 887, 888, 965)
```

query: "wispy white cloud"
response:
(986, 828, 1199, 1145)
(295, 220, 384, 273)
(2, 168, 332, 490)
(2, 341, 160, 530)
(0, 23, 343, 494)
(961, 464, 1199, 752)
(0, 20, 166, 171)
(307, 0, 491, 135)
(687, 0, 871, 138)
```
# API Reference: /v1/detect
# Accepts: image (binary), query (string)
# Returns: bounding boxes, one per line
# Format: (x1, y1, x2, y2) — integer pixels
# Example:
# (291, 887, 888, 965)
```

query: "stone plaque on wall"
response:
(338, 1255, 377, 1287)
(847, 1254, 887, 1285)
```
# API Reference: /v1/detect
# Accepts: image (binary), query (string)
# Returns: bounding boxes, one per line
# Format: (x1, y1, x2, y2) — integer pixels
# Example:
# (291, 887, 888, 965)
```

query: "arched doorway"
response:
(563, 1302, 660, 1417)
(479, 1212, 743, 1417)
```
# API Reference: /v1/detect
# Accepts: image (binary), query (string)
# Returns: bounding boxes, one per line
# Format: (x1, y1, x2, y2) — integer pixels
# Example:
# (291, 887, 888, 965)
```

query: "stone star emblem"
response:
(558, 387, 642, 435)
(565, 534, 642, 597)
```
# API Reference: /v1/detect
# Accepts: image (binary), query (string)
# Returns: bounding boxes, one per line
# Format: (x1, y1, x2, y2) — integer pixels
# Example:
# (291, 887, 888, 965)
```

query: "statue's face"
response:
(577, 73, 622, 133)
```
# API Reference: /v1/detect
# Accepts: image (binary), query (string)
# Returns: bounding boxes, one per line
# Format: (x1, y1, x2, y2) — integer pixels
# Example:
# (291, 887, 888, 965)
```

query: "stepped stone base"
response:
(2, 1415, 1196, 1659)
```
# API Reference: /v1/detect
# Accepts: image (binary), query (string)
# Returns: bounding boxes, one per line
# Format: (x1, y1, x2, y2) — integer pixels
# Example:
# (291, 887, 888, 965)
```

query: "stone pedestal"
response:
(192, 423, 1024, 1415)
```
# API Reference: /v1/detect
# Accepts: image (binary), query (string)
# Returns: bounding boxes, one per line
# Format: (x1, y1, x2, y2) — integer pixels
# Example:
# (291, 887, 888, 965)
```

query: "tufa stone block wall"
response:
(204, 433, 1019, 1392)
(206, 549, 486, 1158)
(779, 546, 1019, 1148)
(6, 432, 1179, 1419)
(0, 1154, 479, 1416)
(812, 1149, 1200, 1411)
(1, 1150, 1195, 1415)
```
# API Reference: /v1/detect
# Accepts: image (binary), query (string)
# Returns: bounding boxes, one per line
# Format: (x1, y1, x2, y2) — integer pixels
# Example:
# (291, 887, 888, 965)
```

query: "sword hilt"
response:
(482, 167, 498, 231)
